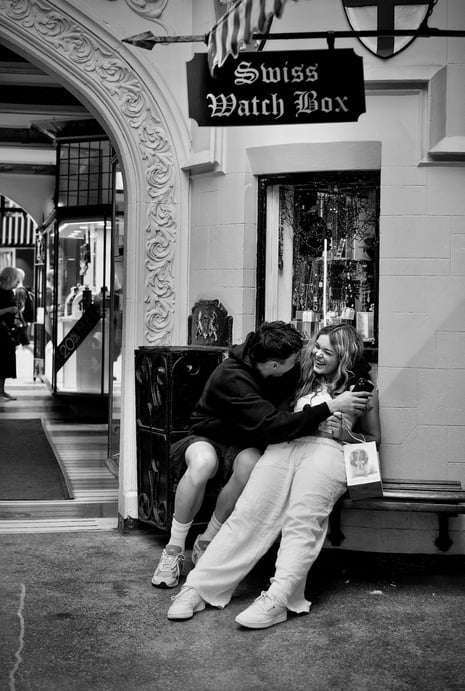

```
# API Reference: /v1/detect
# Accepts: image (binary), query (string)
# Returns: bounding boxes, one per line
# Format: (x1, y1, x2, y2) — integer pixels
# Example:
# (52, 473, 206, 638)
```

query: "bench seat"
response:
(328, 479, 465, 552)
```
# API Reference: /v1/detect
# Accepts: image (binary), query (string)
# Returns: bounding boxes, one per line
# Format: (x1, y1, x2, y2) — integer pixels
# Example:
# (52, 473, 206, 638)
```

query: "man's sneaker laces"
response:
(151, 548, 184, 588)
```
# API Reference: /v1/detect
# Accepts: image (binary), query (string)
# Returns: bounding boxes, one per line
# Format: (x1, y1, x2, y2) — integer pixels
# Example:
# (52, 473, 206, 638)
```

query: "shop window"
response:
(34, 135, 117, 398)
(258, 171, 379, 362)
(54, 218, 111, 394)
(108, 162, 125, 470)
(57, 139, 113, 208)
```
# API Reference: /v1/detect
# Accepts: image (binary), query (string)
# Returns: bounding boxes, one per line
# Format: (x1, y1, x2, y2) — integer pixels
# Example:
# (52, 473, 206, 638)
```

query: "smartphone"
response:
(352, 377, 375, 393)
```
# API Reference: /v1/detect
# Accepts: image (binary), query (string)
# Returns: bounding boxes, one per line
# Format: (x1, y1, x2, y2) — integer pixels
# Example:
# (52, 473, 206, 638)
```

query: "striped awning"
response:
(1, 212, 36, 247)
(208, 0, 297, 73)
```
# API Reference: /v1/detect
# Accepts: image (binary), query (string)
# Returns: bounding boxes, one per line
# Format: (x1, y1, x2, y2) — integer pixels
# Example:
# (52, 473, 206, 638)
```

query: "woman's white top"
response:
(294, 387, 332, 412)
(294, 384, 356, 436)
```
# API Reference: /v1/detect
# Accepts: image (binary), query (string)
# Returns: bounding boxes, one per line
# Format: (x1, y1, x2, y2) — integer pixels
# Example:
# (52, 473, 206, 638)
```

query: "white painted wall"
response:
(184, 0, 465, 553)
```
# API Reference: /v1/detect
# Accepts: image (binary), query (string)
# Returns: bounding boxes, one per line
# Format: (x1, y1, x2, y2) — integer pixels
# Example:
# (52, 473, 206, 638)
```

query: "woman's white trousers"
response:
(185, 435, 347, 613)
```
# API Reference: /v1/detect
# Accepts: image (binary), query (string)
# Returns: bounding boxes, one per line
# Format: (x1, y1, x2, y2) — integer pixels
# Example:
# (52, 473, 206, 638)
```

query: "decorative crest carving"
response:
(124, 0, 173, 31)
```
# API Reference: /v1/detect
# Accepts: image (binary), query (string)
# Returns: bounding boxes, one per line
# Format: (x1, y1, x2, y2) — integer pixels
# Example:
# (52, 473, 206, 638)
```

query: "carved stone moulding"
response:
(0, 0, 178, 345)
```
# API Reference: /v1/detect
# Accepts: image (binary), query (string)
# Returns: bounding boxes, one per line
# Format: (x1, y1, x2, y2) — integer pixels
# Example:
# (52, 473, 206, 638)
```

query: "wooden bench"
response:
(328, 479, 465, 552)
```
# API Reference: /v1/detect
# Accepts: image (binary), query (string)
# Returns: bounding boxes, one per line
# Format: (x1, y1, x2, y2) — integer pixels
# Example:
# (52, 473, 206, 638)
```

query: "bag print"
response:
(343, 441, 383, 499)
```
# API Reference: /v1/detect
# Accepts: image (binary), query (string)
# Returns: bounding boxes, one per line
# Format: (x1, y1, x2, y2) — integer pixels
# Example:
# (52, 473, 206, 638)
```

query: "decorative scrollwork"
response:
(0, 0, 177, 345)
(138, 492, 153, 521)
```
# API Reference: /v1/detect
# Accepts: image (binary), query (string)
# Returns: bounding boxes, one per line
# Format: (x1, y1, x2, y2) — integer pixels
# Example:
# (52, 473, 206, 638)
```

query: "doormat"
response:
(0, 419, 71, 500)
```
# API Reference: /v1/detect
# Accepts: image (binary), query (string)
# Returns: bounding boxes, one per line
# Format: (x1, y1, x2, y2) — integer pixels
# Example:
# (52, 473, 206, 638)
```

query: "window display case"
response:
(259, 172, 379, 361)
(36, 216, 112, 396)
(34, 136, 116, 399)
(54, 217, 111, 394)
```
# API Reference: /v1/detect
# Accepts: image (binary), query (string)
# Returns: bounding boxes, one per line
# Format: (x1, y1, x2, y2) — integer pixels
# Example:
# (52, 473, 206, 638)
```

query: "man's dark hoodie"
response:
(189, 340, 332, 449)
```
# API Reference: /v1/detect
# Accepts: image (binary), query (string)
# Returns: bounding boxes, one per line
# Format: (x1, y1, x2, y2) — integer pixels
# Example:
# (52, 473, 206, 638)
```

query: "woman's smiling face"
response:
(312, 334, 338, 377)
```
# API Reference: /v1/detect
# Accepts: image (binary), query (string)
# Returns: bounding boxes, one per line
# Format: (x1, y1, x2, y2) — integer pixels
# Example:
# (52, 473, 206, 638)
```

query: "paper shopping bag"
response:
(343, 441, 383, 499)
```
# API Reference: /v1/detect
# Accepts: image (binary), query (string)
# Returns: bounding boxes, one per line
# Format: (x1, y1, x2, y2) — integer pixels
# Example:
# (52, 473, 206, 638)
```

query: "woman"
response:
(167, 324, 381, 628)
(0, 266, 21, 400)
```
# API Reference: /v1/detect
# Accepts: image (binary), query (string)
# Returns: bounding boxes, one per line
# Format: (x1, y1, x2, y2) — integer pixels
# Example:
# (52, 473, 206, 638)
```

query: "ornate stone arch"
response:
(0, 0, 189, 346)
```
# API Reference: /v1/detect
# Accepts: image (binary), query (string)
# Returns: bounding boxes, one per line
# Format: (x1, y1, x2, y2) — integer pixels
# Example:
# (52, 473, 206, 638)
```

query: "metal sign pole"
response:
(123, 27, 465, 49)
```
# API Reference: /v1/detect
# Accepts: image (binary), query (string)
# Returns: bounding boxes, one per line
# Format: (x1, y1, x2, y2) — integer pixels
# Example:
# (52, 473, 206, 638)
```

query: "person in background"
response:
(44, 270, 54, 344)
(167, 324, 381, 629)
(152, 321, 371, 590)
(0, 266, 21, 401)
(14, 268, 31, 347)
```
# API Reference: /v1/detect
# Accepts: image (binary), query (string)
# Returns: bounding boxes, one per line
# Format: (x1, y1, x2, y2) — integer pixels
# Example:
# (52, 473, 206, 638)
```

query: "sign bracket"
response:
(326, 31, 336, 50)
(123, 27, 465, 50)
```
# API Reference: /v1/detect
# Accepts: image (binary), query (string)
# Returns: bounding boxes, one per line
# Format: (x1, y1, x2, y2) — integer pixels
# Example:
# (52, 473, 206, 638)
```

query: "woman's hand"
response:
(320, 413, 344, 439)
(328, 390, 371, 416)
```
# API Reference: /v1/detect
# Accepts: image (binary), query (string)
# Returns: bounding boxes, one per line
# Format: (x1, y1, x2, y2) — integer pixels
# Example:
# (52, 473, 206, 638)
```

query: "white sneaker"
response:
(191, 535, 210, 565)
(235, 591, 287, 629)
(151, 547, 184, 588)
(167, 586, 206, 620)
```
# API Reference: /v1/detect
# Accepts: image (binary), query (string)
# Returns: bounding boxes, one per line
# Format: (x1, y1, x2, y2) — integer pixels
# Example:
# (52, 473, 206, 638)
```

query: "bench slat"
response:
(341, 499, 465, 513)
(382, 489, 465, 502)
(378, 479, 465, 502)
(383, 478, 463, 492)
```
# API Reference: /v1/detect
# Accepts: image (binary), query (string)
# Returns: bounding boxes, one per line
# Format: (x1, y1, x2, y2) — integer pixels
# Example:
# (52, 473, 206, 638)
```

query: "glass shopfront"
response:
(33, 137, 124, 409)
(55, 216, 111, 394)
(258, 171, 380, 361)
(108, 164, 124, 470)
(36, 215, 112, 396)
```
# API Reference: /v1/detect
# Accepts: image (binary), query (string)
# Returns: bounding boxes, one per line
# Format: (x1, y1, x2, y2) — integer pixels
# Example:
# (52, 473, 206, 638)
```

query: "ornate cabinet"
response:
(135, 346, 226, 531)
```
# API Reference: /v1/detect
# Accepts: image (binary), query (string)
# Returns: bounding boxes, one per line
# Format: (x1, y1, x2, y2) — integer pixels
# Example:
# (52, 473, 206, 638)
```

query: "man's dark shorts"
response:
(170, 435, 260, 484)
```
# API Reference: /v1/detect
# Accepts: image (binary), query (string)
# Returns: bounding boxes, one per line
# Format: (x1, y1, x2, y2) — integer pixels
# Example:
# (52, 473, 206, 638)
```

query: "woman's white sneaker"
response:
(235, 591, 287, 629)
(167, 586, 206, 620)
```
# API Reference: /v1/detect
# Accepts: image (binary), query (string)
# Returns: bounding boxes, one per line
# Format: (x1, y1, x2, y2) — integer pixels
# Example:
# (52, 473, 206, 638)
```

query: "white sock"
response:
(201, 513, 223, 542)
(168, 516, 192, 552)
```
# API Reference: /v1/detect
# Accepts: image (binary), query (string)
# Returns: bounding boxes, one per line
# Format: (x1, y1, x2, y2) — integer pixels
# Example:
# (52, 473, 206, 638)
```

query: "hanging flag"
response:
(342, 1, 435, 58)
(207, 0, 298, 73)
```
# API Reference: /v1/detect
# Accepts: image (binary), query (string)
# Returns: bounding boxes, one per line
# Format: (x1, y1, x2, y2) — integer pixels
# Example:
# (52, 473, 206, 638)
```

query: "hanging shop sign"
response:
(186, 49, 365, 127)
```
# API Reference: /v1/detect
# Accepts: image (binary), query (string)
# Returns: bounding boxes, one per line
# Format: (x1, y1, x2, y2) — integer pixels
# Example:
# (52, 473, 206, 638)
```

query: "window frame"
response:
(256, 170, 380, 362)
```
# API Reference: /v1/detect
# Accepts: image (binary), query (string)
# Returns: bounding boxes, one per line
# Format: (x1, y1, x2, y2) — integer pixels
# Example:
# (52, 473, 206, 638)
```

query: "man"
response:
(152, 321, 369, 588)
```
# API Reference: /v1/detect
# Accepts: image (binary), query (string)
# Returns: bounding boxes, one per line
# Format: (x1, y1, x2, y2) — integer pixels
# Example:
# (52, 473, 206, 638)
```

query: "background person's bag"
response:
(14, 312, 26, 329)
(22, 289, 34, 323)
(0, 320, 19, 347)
(343, 441, 383, 499)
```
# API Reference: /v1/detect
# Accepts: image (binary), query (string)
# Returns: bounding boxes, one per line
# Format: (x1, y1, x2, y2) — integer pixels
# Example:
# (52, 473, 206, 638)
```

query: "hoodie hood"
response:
(227, 341, 255, 373)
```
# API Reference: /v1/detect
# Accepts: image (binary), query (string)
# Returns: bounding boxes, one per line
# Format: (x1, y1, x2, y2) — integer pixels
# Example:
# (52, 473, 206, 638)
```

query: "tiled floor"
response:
(0, 345, 118, 533)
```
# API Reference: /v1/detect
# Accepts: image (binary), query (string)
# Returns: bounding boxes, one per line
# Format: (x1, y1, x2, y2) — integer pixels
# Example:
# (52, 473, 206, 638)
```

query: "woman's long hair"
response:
(296, 324, 365, 399)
